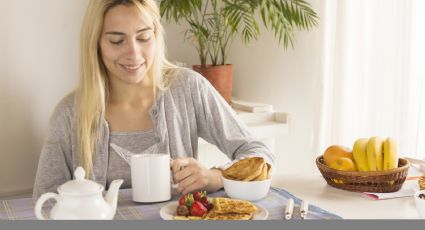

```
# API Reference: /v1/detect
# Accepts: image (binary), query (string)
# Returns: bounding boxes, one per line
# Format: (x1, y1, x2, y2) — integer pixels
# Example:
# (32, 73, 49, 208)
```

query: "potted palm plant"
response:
(160, 0, 319, 103)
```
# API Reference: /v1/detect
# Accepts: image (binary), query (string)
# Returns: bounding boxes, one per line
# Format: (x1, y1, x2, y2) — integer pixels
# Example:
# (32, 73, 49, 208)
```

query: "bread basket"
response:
(316, 155, 410, 193)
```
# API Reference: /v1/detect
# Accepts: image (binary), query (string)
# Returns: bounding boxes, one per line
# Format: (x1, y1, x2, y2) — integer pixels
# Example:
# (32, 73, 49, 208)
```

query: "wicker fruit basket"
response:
(316, 155, 410, 193)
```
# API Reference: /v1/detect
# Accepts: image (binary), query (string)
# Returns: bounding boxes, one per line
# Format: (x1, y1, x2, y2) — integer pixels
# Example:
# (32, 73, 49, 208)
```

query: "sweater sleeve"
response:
(188, 71, 276, 168)
(32, 96, 74, 201)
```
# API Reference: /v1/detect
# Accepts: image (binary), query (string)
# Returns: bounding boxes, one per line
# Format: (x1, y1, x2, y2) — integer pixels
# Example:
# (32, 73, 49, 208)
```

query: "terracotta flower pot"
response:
(193, 64, 233, 104)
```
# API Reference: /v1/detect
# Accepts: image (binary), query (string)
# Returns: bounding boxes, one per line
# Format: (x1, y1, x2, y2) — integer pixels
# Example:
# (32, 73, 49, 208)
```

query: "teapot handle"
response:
(34, 192, 59, 220)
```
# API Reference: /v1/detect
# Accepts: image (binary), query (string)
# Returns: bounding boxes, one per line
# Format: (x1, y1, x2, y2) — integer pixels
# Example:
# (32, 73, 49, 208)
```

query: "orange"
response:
(323, 145, 354, 166)
(329, 157, 357, 171)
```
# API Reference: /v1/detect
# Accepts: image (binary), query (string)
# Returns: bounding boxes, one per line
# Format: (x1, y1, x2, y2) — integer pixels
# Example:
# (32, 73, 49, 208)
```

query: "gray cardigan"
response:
(33, 69, 275, 199)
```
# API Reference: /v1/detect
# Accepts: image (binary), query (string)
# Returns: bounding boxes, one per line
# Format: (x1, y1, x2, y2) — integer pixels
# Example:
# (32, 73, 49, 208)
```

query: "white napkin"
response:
(363, 165, 424, 200)
(363, 177, 420, 200)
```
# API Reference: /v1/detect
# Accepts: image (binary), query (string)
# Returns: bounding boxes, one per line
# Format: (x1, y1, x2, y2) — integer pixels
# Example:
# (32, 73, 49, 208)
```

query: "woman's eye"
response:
(137, 36, 151, 42)
(110, 40, 123, 45)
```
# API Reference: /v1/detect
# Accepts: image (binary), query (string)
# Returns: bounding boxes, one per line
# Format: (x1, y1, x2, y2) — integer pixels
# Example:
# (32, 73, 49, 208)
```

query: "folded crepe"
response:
(223, 157, 264, 181)
(223, 157, 271, 181)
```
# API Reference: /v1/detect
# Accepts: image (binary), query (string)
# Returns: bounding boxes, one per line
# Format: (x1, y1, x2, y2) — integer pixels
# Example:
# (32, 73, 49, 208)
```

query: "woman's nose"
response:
(124, 40, 142, 60)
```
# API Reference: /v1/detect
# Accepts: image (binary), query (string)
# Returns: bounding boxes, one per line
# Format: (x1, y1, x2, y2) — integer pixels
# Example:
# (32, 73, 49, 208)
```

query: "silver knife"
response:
(300, 200, 309, 220)
(284, 198, 294, 220)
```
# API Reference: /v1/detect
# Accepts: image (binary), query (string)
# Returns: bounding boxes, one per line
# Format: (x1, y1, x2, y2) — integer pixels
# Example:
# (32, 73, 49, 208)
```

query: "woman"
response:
(33, 0, 274, 200)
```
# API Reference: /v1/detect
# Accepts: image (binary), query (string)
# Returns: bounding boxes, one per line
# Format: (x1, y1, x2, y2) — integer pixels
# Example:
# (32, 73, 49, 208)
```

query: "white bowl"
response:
(414, 190, 425, 219)
(222, 176, 271, 201)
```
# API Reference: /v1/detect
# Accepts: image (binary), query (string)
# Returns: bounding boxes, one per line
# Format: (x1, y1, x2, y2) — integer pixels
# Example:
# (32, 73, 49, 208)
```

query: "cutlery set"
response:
(284, 199, 309, 220)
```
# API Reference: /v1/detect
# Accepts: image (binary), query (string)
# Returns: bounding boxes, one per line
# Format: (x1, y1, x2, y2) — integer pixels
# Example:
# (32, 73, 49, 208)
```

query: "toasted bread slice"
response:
(252, 163, 268, 181)
(223, 157, 265, 181)
(266, 163, 272, 178)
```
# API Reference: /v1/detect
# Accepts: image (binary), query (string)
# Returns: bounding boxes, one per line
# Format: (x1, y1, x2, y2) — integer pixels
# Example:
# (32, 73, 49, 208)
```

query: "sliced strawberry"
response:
(190, 201, 208, 217)
(193, 191, 206, 201)
(200, 196, 209, 207)
(206, 203, 214, 211)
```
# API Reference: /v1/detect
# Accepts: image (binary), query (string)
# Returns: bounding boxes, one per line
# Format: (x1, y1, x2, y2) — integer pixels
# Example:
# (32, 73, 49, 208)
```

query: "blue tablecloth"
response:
(0, 187, 342, 220)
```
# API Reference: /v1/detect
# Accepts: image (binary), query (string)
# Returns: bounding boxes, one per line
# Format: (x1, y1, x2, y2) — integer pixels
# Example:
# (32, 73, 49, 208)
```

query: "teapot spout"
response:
(105, 179, 123, 211)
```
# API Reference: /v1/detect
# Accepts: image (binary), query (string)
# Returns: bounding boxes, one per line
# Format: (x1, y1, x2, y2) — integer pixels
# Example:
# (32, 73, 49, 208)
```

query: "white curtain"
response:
(318, 0, 425, 159)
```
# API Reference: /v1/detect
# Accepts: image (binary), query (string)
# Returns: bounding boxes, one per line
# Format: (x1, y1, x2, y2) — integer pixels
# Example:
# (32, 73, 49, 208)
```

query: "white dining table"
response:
(2, 170, 422, 219)
(271, 173, 422, 219)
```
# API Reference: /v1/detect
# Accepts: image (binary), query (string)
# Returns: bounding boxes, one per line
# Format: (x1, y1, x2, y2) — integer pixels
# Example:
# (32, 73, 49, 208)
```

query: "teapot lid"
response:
(58, 167, 103, 195)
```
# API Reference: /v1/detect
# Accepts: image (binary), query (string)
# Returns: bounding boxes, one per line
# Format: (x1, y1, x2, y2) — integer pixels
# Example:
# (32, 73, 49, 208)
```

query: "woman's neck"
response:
(108, 76, 155, 106)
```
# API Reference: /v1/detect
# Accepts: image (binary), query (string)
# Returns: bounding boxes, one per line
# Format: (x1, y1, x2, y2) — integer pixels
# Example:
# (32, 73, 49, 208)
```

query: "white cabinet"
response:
(198, 109, 289, 168)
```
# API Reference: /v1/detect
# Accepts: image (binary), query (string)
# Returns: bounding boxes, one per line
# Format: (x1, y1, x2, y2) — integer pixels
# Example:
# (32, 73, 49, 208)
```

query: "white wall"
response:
(164, 0, 325, 175)
(0, 0, 324, 196)
(0, 0, 87, 196)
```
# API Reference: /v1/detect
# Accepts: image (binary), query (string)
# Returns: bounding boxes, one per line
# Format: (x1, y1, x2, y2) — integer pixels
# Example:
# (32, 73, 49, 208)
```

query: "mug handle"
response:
(34, 192, 59, 220)
(170, 170, 178, 189)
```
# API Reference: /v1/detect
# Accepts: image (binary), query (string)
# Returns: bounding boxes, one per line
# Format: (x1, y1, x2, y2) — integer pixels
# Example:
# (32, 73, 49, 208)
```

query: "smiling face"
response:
(99, 4, 156, 86)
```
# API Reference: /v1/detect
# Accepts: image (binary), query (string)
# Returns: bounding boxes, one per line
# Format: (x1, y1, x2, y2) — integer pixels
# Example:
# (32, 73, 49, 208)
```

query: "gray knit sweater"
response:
(33, 69, 275, 200)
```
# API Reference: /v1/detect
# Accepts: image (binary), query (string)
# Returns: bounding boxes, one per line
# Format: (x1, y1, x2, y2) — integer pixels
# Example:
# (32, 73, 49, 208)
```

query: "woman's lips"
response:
(119, 63, 144, 73)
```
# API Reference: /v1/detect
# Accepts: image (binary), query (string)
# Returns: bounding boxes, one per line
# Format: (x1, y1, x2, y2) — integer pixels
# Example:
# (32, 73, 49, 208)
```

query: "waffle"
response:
(419, 174, 425, 190)
(203, 211, 253, 220)
(212, 197, 258, 214)
(223, 157, 265, 181)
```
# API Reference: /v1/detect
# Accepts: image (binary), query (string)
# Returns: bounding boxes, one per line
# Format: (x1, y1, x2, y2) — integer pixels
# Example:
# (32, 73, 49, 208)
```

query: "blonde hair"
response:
(77, 0, 178, 177)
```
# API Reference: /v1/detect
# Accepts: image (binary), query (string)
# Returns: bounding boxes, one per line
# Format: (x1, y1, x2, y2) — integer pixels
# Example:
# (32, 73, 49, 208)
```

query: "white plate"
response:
(159, 201, 269, 220)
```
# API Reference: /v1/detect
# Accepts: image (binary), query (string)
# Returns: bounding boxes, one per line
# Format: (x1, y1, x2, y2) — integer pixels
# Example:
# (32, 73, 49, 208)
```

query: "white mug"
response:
(131, 154, 171, 203)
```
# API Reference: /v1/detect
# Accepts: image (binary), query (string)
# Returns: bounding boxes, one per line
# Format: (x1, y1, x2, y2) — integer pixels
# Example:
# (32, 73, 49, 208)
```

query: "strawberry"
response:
(178, 195, 186, 206)
(200, 196, 209, 207)
(190, 201, 208, 217)
(178, 194, 194, 207)
(185, 194, 195, 207)
(206, 203, 214, 211)
(193, 191, 206, 201)
(176, 204, 190, 216)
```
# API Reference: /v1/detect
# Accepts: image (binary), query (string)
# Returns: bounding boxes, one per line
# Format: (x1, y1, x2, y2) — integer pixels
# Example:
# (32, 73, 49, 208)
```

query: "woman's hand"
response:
(171, 157, 223, 195)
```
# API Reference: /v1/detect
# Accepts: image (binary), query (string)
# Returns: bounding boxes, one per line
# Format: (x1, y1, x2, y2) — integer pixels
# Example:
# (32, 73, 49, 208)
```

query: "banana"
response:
(383, 137, 398, 170)
(366, 136, 384, 171)
(352, 138, 369, 171)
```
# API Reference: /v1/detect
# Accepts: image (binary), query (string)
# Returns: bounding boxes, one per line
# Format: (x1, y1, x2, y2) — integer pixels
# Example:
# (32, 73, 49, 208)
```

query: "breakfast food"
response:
(328, 157, 357, 171)
(324, 136, 399, 172)
(352, 138, 369, 171)
(252, 162, 268, 181)
(204, 211, 253, 220)
(383, 138, 398, 170)
(419, 174, 425, 190)
(204, 197, 258, 220)
(222, 157, 271, 181)
(173, 192, 259, 220)
(366, 136, 384, 171)
(323, 145, 354, 166)
(175, 191, 213, 218)
(212, 197, 257, 214)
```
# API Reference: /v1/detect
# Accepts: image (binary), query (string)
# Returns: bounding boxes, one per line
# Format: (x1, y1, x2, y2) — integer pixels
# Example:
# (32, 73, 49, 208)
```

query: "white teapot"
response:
(34, 167, 123, 220)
